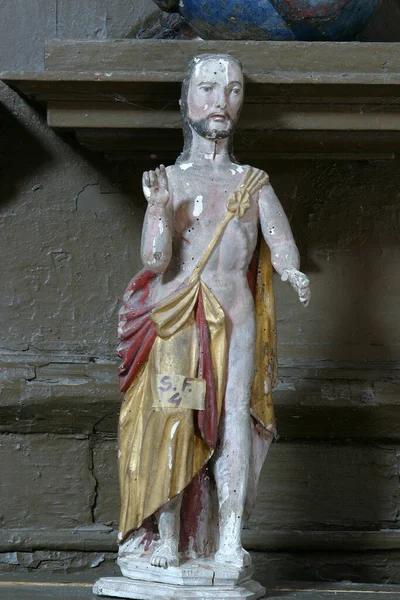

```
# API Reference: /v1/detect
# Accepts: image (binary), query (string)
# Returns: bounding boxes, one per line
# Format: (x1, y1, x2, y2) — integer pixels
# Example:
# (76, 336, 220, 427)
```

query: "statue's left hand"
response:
(281, 269, 311, 307)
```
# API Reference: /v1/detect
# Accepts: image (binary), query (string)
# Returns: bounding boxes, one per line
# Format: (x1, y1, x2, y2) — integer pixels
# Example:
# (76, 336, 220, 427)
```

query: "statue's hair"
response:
(176, 53, 244, 164)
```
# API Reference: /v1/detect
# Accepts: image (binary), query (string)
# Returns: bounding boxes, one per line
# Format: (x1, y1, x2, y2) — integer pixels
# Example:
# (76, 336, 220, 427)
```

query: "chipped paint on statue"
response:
(94, 54, 310, 600)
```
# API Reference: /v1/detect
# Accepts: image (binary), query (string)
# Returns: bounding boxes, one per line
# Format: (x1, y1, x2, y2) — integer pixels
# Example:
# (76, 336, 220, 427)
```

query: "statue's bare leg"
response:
(214, 316, 254, 568)
(150, 493, 182, 568)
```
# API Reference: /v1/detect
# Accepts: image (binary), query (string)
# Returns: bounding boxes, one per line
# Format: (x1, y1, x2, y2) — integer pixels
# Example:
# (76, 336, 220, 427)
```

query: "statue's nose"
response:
(215, 94, 227, 110)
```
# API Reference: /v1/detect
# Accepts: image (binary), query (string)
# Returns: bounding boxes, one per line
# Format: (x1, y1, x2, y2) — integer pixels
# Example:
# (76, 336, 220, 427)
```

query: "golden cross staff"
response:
(189, 167, 269, 284)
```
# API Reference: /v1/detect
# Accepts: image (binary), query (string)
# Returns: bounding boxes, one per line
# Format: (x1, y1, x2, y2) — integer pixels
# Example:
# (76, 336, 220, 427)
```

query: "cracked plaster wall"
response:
(1, 0, 400, 584)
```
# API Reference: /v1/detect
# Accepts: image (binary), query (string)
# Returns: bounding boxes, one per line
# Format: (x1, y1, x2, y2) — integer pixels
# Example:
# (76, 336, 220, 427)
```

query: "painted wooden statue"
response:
(94, 53, 310, 600)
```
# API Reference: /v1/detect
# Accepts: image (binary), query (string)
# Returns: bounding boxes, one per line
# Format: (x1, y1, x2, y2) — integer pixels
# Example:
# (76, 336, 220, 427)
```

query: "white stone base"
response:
(117, 554, 253, 587)
(93, 576, 266, 599)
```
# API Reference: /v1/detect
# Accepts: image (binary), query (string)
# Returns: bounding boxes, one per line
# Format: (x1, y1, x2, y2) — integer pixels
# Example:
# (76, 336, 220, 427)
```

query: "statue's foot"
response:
(150, 540, 180, 569)
(214, 545, 252, 569)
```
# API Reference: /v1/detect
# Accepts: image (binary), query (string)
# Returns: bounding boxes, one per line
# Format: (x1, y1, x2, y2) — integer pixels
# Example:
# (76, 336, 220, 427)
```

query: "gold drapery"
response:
(118, 280, 227, 540)
(251, 239, 278, 436)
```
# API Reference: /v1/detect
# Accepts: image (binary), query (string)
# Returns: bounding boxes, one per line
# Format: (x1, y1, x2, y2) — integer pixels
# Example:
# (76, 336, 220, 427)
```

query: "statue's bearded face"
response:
(186, 57, 244, 140)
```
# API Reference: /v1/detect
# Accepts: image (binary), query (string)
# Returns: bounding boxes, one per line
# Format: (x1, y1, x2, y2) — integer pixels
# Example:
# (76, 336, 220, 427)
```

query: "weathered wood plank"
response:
(75, 129, 399, 162)
(0, 356, 120, 436)
(0, 527, 116, 553)
(0, 581, 93, 600)
(3, 527, 400, 553)
(252, 551, 400, 586)
(4, 75, 400, 105)
(260, 587, 400, 599)
(5, 40, 400, 150)
(46, 100, 400, 131)
(4, 380, 400, 439)
(3, 552, 400, 586)
(244, 530, 400, 552)
(2, 355, 400, 439)
(45, 40, 400, 85)
(0, 579, 400, 600)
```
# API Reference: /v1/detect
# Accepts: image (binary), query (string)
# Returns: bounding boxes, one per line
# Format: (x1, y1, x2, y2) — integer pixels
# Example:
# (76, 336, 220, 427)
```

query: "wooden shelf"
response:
(2, 39, 400, 161)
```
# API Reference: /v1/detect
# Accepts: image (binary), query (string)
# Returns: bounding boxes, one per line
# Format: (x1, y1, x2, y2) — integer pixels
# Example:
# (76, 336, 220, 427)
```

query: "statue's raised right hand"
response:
(142, 165, 169, 209)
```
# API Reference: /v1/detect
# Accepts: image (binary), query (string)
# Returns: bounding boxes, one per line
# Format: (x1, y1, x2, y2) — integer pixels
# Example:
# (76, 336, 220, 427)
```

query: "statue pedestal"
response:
(93, 556, 265, 599)
(93, 576, 265, 599)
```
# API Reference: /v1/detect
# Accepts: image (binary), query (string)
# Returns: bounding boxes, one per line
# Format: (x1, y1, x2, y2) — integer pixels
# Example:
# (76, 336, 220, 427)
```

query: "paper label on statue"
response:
(154, 375, 206, 410)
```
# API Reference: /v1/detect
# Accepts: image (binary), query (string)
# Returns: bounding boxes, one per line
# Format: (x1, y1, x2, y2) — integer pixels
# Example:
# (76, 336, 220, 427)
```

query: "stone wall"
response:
(1, 0, 400, 585)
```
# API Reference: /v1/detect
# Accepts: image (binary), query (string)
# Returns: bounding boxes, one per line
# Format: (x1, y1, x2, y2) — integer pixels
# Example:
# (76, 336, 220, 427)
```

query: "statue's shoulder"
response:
(165, 163, 186, 178)
(241, 164, 269, 180)
(253, 167, 270, 183)
(242, 166, 270, 197)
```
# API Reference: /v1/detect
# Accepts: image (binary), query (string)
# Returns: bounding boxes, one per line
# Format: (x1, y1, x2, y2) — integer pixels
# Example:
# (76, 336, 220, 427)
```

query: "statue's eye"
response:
(200, 85, 213, 93)
(232, 88, 241, 95)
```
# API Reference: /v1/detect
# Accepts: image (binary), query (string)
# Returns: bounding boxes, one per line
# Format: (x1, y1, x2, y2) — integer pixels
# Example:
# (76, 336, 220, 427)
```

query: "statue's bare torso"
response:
(152, 162, 258, 327)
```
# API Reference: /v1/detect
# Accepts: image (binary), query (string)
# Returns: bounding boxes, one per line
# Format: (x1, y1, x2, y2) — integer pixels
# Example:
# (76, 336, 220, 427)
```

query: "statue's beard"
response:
(189, 116, 235, 140)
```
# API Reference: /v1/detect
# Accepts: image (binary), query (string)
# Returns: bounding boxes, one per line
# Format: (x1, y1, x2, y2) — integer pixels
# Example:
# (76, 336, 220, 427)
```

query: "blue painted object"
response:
(152, 0, 382, 41)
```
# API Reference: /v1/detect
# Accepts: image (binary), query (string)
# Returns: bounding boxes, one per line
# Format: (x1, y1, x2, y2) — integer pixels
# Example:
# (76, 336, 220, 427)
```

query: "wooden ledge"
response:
(42, 40, 400, 85)
(1, 351, 400, 438)
(0, 579, 399, 600)
(2, 526, 400, 553)
(2, 40, 400, 159)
